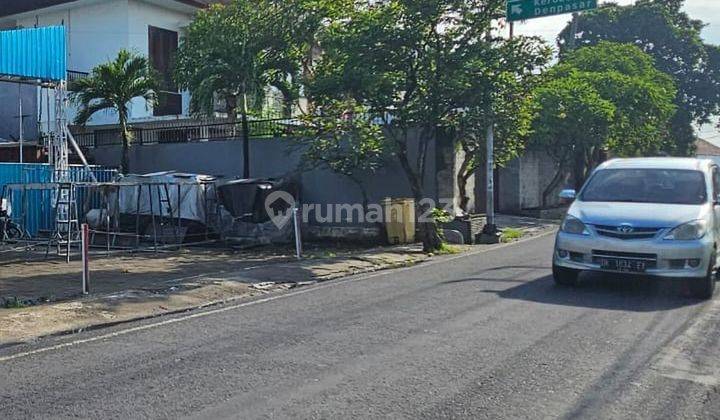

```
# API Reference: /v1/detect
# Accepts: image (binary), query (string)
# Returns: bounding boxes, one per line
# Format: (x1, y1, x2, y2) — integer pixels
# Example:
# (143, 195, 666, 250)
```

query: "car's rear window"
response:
(580, 168, 707, 205)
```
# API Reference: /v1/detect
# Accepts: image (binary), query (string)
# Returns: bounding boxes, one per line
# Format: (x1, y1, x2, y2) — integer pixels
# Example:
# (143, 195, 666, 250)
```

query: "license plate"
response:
(600, 258, 646, 273)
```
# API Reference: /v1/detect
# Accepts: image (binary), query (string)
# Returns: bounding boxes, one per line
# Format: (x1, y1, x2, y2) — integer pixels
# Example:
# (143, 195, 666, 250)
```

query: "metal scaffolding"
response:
(0, 178, 222, 260)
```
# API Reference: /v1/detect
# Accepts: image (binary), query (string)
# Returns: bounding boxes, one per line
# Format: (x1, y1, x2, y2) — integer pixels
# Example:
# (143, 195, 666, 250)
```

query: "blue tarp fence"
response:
(0, 163, 117, 237)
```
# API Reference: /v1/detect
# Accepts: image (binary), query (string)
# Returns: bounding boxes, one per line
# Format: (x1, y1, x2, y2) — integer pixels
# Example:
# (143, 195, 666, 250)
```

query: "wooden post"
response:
(293, 207, 302, 259)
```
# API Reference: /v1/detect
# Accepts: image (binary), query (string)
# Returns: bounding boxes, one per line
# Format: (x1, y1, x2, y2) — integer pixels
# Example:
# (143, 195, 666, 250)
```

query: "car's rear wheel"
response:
(689, 253, 716, 300)
(553, 264, 579, 286)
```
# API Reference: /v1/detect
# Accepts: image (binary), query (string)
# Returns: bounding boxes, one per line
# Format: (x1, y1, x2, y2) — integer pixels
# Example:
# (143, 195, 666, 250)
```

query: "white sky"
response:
(512, 0, 720, 138)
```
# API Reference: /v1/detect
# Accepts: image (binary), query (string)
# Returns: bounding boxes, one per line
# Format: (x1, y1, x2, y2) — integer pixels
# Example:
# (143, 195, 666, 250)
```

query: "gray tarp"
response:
(117, 172, 217, 224)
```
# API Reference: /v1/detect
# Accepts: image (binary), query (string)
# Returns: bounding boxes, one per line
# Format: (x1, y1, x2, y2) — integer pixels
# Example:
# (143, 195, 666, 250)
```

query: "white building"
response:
(0, 0, 219, 130)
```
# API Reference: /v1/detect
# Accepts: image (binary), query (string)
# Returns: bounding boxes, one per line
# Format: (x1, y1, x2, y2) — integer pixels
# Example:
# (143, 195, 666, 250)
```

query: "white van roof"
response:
(598, 157, 713, 171)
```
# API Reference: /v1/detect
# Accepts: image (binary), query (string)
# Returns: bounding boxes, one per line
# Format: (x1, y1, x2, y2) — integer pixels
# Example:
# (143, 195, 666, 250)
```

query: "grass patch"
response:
(500, 228, 524, 243)
(2, 297, 27, 309)
(435, 243, 461, 255)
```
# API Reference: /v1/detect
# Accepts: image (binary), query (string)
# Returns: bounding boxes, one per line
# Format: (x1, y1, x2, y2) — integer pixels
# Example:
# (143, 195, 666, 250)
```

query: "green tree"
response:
(174, 1, 284, 121)
(557, 42, 677, 157)
(445, 37, 550, 212)
(300, 100, 386, 212)
(69, 49, 157, 174)
(531, 76, 615, 206)
(175, 0, 310, 178)
(277, 0, 355, 113)
(308, 0, 516, 251)
(174, 0, 350, 120)
(530, 42, 677, 203)
(558, 0, 720, 155)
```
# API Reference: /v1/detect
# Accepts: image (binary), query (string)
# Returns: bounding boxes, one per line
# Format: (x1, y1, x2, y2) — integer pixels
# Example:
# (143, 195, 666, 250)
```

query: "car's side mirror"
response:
(559, 189, 577, 202)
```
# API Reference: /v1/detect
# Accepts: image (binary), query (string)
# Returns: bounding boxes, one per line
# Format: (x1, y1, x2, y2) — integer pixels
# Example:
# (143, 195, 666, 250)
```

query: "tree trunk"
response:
(348, 175, 369, 214)
(572, 150, 587, 191)
(393, 130, 443, 252)
(458, 175, 469, 214)
(225, 94, 238, 123)
(278, 86, 294, 118)
(120, 121, 130, 175)
(542, 164, 566, 208)
(456, 145, 474, 213)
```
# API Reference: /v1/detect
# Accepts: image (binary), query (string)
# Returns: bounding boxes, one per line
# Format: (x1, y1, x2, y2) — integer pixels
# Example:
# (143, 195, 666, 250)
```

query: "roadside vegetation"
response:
(500, 228, 524, 243)
(69, 50, 158, 174)
(2, 297, 27, 309)
(530, 42, 677, 205)
(72, 0, 720, 249)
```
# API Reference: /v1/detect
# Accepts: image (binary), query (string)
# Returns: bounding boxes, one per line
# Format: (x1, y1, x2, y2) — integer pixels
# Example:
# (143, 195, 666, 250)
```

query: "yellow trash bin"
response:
(381, 198, 415, 244)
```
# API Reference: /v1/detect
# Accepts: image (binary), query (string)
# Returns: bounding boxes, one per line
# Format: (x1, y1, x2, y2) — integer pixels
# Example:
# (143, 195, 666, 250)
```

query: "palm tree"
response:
(70, 49, 158, 174)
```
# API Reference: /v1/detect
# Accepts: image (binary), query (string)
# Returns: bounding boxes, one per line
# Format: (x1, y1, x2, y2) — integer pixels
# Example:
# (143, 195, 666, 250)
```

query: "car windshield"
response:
(580, 168, 707, 205)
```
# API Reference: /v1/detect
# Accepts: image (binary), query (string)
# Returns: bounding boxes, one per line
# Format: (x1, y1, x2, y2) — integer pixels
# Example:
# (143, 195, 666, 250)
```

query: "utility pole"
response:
(19, 87, 23, 164)
(480, 20, 514, 244)
(242, 93, 250, 179)
(481, 123, 498, 241)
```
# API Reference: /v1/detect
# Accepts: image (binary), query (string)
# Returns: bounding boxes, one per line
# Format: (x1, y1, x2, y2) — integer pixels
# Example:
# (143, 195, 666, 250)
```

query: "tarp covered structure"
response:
(218, 178, 299, 224)
(117, 172, 217, 225)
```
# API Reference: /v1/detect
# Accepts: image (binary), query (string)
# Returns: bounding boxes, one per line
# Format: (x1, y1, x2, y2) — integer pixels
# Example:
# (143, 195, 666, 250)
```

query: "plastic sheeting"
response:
(218, 178, 299, 223)
(117, 172, 216, 225)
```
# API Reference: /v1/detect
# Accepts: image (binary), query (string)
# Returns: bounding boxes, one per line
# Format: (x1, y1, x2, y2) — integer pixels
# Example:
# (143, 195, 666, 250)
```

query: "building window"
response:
(148, 25, 181, 116)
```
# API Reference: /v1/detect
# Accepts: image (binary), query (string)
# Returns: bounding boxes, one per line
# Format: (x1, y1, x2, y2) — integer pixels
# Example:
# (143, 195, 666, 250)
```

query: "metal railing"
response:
(72, 118, 305, 148)
(67, 70, 89, 83)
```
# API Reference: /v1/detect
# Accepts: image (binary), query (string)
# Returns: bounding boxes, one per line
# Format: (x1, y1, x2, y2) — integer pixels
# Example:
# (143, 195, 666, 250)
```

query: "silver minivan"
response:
(553, 158, 719, 299)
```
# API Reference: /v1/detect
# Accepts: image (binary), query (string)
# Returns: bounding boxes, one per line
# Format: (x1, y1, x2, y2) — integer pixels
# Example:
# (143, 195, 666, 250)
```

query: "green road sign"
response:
(507, 0, 598, 22)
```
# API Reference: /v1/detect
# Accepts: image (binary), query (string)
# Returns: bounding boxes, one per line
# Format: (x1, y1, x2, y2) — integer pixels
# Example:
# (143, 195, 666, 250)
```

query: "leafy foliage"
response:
(555, 42, 677, 156)
(531, 74, 615, 202)
(530, 42, 677, 204)
(174, 0, 353, 119)
(175, 0, 294, 119)
(69, 49, 157, 174)
(558, 0, 720, 154)
(300, 100, 387, 209)
(308, 0, 542, 250)
(443, 36, 551, 211)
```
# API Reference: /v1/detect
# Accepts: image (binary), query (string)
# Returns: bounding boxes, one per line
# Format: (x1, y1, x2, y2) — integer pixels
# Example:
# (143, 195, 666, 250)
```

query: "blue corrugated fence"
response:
(0, 163, 117, 237)
(0, 26, 67, 81)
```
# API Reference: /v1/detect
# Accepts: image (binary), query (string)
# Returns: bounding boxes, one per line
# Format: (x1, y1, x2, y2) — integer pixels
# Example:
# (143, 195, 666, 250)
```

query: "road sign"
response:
(507, 0, 598, 22)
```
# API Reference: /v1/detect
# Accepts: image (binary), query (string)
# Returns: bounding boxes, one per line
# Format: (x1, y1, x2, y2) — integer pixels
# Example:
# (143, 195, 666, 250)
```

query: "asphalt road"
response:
(1, 232, 719, 419)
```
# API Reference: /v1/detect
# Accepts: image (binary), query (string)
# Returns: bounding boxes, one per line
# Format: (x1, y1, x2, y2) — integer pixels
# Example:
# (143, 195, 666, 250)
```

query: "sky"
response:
(512, 0, 720, 139)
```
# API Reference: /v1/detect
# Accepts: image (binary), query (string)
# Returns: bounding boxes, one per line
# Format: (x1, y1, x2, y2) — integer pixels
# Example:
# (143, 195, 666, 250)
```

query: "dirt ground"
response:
(0, 214, 556, 305)
(0, 242, 434, 345)
(0, 242, 428, 304)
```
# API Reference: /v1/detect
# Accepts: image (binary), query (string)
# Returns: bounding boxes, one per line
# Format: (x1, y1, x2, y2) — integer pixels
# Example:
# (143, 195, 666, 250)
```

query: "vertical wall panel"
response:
(0, 26, 67, 81)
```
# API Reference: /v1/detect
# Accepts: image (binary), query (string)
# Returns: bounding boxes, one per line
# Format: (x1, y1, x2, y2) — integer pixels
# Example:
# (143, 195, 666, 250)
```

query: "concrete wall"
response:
(90, 136, 441, 222)
(0, 81, 38, 142)
(493, 149, 565, 213)
(435, 134, 475, 215)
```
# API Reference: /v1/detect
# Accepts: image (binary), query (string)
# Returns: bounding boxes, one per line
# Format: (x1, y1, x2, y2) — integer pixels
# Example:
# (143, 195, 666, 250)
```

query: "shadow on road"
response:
(445, 266, 701, 312)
